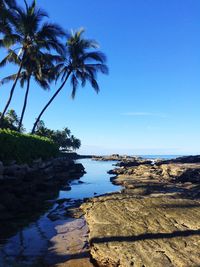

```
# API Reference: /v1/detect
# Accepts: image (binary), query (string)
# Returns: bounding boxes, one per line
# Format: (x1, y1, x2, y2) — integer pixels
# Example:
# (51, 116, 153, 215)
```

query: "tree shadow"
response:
(90, 229, 200, 244)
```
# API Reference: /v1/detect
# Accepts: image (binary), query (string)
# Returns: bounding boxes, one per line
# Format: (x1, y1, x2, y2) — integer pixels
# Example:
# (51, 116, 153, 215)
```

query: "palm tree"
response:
(0, 0, 65, 125)
(0, 108, 20, 130)
(31, 29, 108, 134)
(70, 135, 81, 151)
(0, 50, 59, 131)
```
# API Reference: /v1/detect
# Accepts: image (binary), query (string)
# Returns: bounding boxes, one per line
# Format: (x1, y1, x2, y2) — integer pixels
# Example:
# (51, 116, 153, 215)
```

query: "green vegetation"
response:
(31, 28, 108, 133)
(34, 120, 81, 151)
(0, 129, 59, 163)
(0, 109, 23, 131)
(0, 0, 65, 129)
(0, 0, 108, 135)
(0, 0, 108, 163)
(0, 109, 80, 153)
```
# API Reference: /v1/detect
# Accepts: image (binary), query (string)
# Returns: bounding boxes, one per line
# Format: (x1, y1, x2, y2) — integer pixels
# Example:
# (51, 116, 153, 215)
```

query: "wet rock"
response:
(56, 198, 71, 205)
(0, 158, 85, 227)
(61, 185, 71, 191)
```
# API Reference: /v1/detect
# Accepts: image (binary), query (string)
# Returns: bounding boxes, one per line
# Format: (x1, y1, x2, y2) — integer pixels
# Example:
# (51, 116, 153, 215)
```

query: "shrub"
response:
(0, 129, 59, 163)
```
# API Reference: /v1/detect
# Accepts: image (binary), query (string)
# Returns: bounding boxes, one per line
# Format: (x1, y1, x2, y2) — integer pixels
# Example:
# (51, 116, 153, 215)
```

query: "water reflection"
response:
(0, 159, 121, 266)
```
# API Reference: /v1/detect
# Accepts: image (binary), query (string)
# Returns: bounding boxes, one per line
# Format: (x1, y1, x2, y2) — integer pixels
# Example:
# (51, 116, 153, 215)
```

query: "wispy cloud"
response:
(121, 112, 168, 118)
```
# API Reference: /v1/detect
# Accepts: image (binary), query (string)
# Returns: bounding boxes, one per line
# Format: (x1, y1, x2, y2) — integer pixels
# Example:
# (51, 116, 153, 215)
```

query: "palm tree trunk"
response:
(18, 76, 31, 132)
(0, 63, 23, 126)
(31, 71, 71, 134)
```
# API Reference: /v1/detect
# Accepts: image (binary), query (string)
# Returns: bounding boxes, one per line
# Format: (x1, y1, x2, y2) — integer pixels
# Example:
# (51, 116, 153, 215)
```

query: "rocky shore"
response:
(81, 155, 200, 267)
(0, 156, 85, 241)
(92, 154, 142, 162)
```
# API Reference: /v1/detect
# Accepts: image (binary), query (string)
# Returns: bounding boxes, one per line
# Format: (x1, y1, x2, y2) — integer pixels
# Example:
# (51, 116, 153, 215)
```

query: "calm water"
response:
(140, 155, 183, 159)
(0, 156, 180, 266)
(0, 159, 122, 267)
(59, 159, 122, 199)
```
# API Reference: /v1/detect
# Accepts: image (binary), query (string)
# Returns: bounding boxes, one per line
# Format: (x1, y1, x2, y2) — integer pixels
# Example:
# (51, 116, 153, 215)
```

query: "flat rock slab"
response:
(46, 218, 94, 267)
(82, 194, 200, 267)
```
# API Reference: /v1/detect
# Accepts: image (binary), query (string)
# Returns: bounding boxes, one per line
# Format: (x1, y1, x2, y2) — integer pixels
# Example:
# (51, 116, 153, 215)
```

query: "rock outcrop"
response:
(0, 157, 85, 240)
(156, 155, 200, 165)
(82, 156, 200, 267)
(92, 154, 142, 162)
(82, 194, 200, 267)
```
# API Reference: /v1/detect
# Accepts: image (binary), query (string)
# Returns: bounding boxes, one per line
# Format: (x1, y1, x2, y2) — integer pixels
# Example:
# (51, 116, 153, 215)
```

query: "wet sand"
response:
(47, 218, 94, 267)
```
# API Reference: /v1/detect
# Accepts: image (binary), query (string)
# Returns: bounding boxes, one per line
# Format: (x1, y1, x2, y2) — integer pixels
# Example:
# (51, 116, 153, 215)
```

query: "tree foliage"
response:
(0, 109, 24, 131)
(31, 28, 108, 133)
(0, 0, 108, 157)
(35, 120, 81, 151)
(0, 0, 65, 124)
(0, 128, 59, 163)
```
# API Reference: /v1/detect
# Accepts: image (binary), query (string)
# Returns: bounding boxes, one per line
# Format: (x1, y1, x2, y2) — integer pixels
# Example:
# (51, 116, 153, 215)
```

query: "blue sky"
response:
(1, 0, 200, 155)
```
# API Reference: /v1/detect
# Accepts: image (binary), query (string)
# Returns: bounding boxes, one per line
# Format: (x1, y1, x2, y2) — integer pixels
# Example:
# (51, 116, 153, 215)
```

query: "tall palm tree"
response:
(0, 50, 59, 131)
(31, 29, 108, 134)
(0, 0, 16, 35)
(0, 0, 65, 125)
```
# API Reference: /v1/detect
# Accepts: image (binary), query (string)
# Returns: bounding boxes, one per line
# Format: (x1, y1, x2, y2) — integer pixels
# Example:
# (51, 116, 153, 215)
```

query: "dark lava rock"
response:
(156, 155, 200, 165)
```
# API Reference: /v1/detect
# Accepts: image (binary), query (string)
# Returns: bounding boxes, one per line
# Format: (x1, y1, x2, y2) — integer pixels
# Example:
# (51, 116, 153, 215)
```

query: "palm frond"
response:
(82, 51, 107, 63)
(86, 63, 109, 74)
(0, 73, 18, 85)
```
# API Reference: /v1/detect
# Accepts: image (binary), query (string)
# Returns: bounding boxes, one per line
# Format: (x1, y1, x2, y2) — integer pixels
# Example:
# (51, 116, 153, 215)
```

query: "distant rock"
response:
(156, 155, 200, 165)
(92, 154, 142, 162)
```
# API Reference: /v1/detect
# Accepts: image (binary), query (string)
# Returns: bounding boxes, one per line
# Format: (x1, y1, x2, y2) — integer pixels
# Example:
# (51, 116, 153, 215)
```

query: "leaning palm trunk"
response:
(18, 76, 30, 132)
(31, 71, 71, 134)
(0, 62, 23, 126)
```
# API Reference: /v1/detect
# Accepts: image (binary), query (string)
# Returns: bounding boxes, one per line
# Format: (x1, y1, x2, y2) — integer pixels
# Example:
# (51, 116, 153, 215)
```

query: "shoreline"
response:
(81, 155, 200, 267)
(1, 155, 200, 266)
(0, 156, 85, 243)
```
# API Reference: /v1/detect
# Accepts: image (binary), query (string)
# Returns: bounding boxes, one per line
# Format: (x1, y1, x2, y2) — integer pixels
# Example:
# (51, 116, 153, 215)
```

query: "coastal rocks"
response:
(82, 156, 200, 266)
(0, 157, 85, 240)
(175, 168, 200, 183)
(48, 199, 84, 221)
(82, 195, 200, 267)
(156, 155, 200, 165)
(115, 159, 152, 167)
(0, 157, 85, 182)
(3, 163, 29, 178)
(109, 163, 200, 185)
(92, 154, 142, 162)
